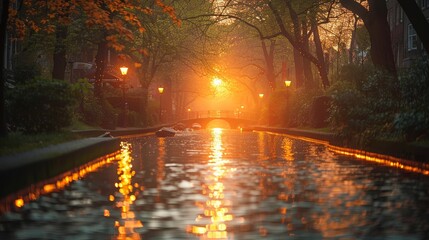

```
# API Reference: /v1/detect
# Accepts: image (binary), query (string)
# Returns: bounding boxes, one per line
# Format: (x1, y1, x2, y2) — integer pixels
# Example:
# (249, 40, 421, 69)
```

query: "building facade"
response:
(387, 0, 429, 68)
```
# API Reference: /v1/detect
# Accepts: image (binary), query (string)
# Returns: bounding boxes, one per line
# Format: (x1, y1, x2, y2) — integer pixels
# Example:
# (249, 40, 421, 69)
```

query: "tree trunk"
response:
(52, 24, 68, 80)
(268, 1, 330, 89)
(367, 12, 397, 74)
(302, 19, 314, 88)
(340, 0, 397, 75)
(0, 0, 10, 137)
(396, 0, 429, 56)
(261, 39, 276, 90)
(94, 34, 108, 99)
(311, 15, 330, 88)
(349, 16, 358, 64)
(286, 1, 304, 88)
(140, 87, 149, 126)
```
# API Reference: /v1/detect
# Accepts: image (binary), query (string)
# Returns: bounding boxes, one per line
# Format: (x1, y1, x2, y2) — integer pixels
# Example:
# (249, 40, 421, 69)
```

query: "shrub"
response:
(394, 59, 429, 141)
(100, 100, 118, 130)
(13, 64, 41, 85)
(288, 88, 324, 127)
(329, 65, 397, 145)
(9, 78, 75, 133)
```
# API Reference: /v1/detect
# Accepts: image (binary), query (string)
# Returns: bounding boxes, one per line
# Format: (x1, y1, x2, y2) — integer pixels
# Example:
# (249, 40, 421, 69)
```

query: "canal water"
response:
(1, 129, 429, 239)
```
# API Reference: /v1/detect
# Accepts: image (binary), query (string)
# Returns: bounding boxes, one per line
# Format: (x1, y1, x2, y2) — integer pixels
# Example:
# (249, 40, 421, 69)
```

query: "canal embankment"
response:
(0, 137, 121, 198)
(0, 126, 168, 198)
(254, 126, 429, 164)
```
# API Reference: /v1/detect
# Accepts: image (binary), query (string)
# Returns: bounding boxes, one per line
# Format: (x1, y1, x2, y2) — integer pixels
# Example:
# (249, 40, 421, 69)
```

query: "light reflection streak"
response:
(0, 152, 120, 214)
(281, 138, 294, 161)
(157, 138, 166, 188)
(261, 131, 429, 176)
(187, 128, 234, 239)
(113, 142, 143, 240)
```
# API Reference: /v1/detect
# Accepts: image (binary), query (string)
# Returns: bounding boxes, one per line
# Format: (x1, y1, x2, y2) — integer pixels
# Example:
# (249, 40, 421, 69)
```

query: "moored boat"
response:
(155, 127, 176, 137)
(191, 123, 202, 130)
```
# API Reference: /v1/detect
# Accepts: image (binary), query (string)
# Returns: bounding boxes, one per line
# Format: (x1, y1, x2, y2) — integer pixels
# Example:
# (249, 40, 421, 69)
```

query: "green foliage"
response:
(0, 132, 80, 156)
(329, 65, 398, 144)
(288, 88, 324, 127)
(70, 79, 118, 129)
(9, 78, 75, 133)
(267, 91, 287, 126)
(100, 100, 118, 130)
(80, 93, 104, 126)
(394, 59, 429, 140)
(13, 63, 41, 85)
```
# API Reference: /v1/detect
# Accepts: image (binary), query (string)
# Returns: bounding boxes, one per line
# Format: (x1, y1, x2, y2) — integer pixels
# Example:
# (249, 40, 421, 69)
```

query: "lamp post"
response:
(158, 87, 164, 123)
(258, 93, 265, 124)
(284, 80, 292, 125)
(120, 66, 128, 127)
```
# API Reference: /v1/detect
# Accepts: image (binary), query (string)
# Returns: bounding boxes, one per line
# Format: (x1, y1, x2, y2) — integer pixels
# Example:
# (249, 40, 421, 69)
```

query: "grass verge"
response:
(0, 131, 82, 157)
(0, 120, 99, 157)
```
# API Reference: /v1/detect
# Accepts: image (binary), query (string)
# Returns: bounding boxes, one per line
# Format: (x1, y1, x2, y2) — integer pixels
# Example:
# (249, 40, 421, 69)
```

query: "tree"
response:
(1, 0, 180, 133)
(267, 0, 330, 88)
(339, 0, 396, 75)
(0, 0, 10, 137)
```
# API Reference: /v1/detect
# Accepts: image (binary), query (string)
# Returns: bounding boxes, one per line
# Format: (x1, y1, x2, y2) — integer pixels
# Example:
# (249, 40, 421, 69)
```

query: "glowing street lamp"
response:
(284, 80, 292, 125)
(158, 87, 164, 94)
(120, 66, 129, 76)
(258, 93, 264, 99)
(120, 66, 129, 127)
(158, 87, 164, 122)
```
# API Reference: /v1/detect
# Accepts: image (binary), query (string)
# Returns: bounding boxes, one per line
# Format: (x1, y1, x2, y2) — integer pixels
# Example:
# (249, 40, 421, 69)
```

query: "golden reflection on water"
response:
(263, 131, 429, 176)
(156, 137, 166, 202)
(187, 128, 234, 239)
(113, 142, 143, 240)
(282, 138, 294, 161)
(0, 152, 120, 214)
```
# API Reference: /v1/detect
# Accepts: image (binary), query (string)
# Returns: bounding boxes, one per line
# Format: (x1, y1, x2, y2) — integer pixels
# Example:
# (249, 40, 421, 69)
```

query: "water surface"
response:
(1, 129, 429, 239)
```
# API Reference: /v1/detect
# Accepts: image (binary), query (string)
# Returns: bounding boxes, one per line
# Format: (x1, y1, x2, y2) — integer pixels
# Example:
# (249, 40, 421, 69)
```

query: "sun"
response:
(212, 77, 223, 87)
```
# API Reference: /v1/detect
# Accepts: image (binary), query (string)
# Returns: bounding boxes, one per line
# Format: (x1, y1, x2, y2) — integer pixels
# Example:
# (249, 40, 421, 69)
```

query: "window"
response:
(398, 7, 403, 23)
(422, 0, 429, 9)
(407, 24, 417, 50)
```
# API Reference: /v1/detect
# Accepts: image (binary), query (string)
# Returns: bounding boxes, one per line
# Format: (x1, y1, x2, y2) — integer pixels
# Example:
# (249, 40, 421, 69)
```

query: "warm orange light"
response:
(14, 198, 24, 208)
(188, 108, 191, 112)
(261, 130, 429, 176)
(0, 153, 118, 214)
(158, 87, 164, 94)
(104, 209, 110, 217)
(259, 93, 264, 98)
(120, 66, 128, 76)
(284, 80, 292, 87)
(212, 77, 223, 87)
(188, 128, 233, 239)
(114, 141, 144, 239)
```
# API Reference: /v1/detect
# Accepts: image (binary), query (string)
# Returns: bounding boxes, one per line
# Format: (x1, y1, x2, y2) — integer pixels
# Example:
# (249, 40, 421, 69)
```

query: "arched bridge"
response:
(176, 110, 257, 129)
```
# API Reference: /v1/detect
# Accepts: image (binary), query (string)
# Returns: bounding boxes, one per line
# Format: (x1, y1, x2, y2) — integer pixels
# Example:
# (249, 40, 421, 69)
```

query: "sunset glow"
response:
(211, 77, 223, 87)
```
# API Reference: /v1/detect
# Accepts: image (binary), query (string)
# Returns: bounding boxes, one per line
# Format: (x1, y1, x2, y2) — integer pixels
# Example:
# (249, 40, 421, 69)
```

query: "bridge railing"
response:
(179, 110, 256, 121)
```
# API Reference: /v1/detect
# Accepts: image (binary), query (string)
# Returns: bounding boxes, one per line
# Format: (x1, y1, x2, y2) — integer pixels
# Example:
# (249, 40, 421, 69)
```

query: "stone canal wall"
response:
(253, 126, 429, 164)
(0, 137, 121, 198)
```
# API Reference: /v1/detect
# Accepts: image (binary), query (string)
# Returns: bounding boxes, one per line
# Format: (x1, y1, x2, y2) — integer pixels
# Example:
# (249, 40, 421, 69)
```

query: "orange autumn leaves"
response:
(7, 0, 181, 55)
